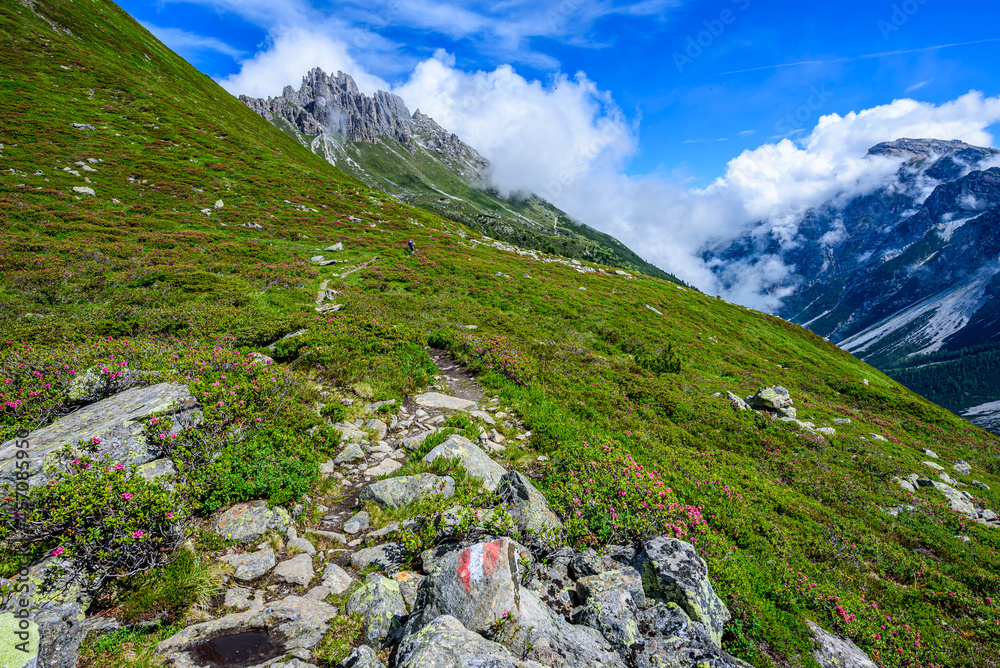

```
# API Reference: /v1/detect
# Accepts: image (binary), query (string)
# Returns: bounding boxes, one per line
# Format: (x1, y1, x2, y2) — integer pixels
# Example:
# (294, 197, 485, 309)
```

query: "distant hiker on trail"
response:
(407, 239, 416, 255)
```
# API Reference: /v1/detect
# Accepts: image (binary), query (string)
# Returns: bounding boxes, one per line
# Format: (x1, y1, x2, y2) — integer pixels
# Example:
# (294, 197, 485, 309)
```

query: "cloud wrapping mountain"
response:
(209, 24, 1000, 309)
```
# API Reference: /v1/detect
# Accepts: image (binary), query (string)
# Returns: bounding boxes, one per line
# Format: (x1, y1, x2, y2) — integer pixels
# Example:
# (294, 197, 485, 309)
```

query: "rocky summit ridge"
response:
(240, 68, 488, 176)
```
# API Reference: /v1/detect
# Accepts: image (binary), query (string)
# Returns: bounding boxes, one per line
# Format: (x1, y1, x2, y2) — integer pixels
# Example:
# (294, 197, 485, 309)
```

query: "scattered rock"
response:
(923, 460, 944, 472)
(70, 123, 95, 130)
(954, 460, 972, 475)
(401, 429, 436, 450)
(395, 571, 424, 610)
(339, 644, 387, 668)
(335, 443, 366, 464)
(222, 587, 261, 611)
(325, 242, 344, 252)
(320, 562, 353, 594)
(414, 392, 477, 412)
(365, 459, 402, 478)
(213, 199, 224, 209)
(422, 435, 507, 491)
(220, 546, 276, 582)
(832, 418, 852, 424)
(972, 480, 990, 491)
(344, 511, 371, 535)
(72, 186, 95, 196)
(213, 502, 291, 544)
(351, 543, 408, 573)
(726, 391, 751, 411)
(922, 448, 938, 459)
(470, 410, 496, 425)
(360, 473, 456, 508)
(274, 553, 315, 586)
(807, 619, 877, 668)
(575, 568, 645, 654)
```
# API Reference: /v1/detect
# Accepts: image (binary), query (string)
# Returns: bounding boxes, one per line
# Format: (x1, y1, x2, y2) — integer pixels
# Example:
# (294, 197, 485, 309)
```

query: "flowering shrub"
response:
(547, 439, 709, 545)
(0, 449, 185, 589)
(470, 335, 537, 386)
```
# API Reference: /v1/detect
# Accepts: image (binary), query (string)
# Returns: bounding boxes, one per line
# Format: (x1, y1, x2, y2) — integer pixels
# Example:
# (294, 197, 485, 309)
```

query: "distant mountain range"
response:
(708, 137, 1000, 430)
(240, 68, 679, 282)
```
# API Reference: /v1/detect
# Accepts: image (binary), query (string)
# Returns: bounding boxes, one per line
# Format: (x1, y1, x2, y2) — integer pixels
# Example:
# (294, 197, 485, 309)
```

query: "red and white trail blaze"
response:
(456, 539, 504, 593)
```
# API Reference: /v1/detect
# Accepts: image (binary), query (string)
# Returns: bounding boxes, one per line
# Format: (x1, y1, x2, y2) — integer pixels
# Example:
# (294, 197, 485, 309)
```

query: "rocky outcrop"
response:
(632, 536, 732, 646)
(0, 382, 200, 486)
(496, 470, 563, 535)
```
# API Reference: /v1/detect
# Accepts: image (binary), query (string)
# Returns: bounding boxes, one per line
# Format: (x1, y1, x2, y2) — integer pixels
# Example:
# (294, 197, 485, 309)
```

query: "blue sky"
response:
(120, 0, 1000, 303)
(122, 0, 1000, 183)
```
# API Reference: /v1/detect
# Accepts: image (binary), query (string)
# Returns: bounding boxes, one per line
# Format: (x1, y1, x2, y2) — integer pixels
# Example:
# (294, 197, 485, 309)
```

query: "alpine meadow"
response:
(1, 2, 999, 668)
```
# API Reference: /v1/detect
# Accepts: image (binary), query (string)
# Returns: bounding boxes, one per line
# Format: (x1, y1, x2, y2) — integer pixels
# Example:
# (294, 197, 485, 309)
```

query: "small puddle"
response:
(188, 631, 282, 668)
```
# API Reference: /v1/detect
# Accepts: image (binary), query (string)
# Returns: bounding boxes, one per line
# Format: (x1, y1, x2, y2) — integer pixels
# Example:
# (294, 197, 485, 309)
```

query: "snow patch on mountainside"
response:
(840, 274, 995, 357)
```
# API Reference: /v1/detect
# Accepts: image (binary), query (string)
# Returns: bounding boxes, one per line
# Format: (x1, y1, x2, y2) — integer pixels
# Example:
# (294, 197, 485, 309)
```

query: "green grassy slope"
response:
(1, 2, 999, 667)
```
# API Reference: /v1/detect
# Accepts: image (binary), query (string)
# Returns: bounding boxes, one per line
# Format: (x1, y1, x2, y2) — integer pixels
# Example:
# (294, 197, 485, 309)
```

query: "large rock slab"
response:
(422, 435, 506, 491)
(807, 619, 877, 668)
(360, 473, 456, 508)
(632, 537, 731, 647)
(414, 392, 478, 412)
(497, 470, 563, 535)
(213, 502, 291, 544)
(397, 615, 548, 668)
(219, 546, 277, 582)
(0, 382, 200, 485)
(157, 595, 338, 667)
(346, 574, 408, 648)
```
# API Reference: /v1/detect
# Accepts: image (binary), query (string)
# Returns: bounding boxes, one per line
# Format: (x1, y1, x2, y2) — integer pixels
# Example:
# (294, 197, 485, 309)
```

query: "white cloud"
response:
(393, 72, 1000, 308)
(217, 28, 389, 98)
(394, 53, 635, 197)
(905, 81, 930, 93)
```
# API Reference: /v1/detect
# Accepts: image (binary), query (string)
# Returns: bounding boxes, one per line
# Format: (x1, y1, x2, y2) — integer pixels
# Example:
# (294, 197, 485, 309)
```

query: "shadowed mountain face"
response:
(240, 69, 680, 283)
(708, 138, 1000, 428)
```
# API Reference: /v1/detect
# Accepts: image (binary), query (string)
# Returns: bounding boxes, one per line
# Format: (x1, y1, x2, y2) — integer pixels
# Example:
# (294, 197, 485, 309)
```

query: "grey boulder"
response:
(414, 392, 477, 411)
(213, 502, 291, 544)
(320, 562, 354, 594)
(360, 473, 456, 508)
(346, 574, 408, 648)
(339, 644, 387, 668)
(422, 435, 507, 491)
(632, 537, 731, 647)
(219, 546, 276, 582)
(497, 470, 563, 535)
(748, 385, 793, 411)
(575, 568, 645, 653)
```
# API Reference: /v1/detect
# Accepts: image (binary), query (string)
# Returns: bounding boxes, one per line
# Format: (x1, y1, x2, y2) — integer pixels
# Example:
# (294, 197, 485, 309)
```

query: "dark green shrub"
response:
(191, 429, 321, 512)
